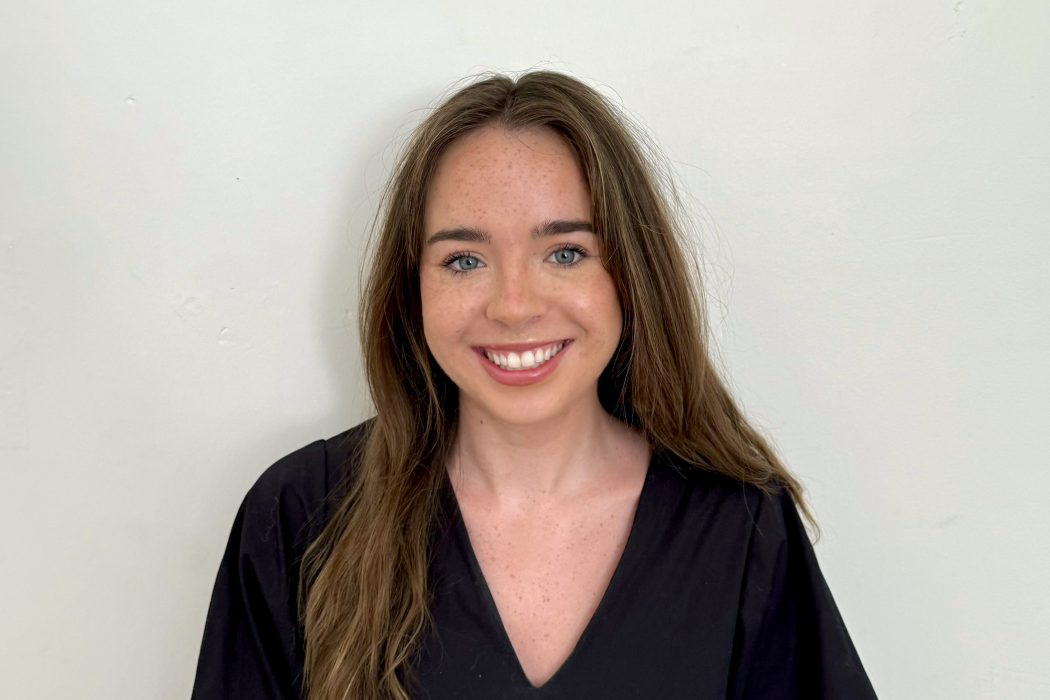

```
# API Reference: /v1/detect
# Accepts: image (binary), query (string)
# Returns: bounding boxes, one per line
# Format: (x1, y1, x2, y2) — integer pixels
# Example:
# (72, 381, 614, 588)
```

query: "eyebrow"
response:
(425, 219, 594, 246)
(535, 219, 594, 237)
(425, 227, 491, 246)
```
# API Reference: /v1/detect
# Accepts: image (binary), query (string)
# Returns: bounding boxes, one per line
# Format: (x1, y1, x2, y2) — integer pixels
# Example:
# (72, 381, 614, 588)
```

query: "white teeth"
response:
(482, 342, 565, 372)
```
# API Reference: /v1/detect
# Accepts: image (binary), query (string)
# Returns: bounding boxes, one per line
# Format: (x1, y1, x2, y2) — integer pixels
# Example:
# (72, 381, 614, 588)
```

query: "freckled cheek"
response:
(420, 276, 484, 346)
(563, 274, 623, 344)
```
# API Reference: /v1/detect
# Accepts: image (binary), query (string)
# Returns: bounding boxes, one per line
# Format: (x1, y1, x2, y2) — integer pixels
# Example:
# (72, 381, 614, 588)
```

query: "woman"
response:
(192, 71, 877, 699)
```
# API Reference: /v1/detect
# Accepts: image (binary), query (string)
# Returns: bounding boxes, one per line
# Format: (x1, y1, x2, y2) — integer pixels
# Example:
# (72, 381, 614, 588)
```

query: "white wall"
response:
(2, 1, 1048, 697)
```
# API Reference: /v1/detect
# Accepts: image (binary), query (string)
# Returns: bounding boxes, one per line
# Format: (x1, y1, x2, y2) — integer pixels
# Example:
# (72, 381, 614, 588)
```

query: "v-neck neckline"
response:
(448, 453, 659, 691)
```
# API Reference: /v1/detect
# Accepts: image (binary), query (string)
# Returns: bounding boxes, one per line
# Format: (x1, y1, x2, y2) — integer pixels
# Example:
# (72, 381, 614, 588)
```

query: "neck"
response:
(449, 394, 641, 502)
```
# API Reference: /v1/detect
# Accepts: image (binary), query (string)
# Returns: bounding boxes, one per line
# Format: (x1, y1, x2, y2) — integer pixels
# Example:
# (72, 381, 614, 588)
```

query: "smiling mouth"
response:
(479, 341, 568, 371)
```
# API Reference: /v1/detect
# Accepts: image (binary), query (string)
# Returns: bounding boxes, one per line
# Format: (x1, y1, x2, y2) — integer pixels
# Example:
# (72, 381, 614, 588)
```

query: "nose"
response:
(486, 265, 546, 328)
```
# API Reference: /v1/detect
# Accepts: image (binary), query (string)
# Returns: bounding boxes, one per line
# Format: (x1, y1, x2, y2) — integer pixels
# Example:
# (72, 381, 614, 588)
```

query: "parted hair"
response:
(300, 71, 812, 700)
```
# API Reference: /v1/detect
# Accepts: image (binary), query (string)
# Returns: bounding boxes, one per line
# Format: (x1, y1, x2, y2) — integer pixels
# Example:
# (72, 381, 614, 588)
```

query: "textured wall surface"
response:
(2, 1, 1048, 697)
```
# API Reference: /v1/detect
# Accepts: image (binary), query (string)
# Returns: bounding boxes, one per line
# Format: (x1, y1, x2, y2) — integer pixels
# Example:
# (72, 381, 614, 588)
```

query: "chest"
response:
(417, 464, 760, 698)
(459, 497, 637, 687)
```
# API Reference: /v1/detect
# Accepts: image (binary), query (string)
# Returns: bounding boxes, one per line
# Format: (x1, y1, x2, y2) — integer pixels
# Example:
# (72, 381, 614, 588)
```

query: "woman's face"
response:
(420, 124, 622, 428)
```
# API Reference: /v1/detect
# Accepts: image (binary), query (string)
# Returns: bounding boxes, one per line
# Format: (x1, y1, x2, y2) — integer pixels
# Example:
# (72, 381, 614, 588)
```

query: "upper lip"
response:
(474, 339, 570, 352)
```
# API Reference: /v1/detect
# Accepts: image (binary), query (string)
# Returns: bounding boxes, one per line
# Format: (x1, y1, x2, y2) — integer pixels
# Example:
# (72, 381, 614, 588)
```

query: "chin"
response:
(463, 385, 597, 428)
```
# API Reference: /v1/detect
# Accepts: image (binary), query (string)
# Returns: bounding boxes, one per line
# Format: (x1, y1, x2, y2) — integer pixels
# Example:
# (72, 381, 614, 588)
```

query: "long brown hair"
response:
(301, 71, 813, 700)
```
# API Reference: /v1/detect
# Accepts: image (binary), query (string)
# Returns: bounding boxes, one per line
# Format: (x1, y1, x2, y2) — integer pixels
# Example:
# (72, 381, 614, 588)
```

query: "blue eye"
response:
(442, 252, 483, 274)
(548, 246, 585, 266)
(452, 255, 480, 271)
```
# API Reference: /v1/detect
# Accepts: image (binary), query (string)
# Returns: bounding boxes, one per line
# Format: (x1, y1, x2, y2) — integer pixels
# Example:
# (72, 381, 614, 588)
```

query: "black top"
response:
(192, 421, 877, 699)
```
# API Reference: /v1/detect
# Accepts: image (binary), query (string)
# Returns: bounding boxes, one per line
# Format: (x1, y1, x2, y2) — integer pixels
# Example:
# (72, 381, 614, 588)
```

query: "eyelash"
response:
(440, 250, 480, 276)
(549, 244, 587, 267)
(440, 244, 589, 276)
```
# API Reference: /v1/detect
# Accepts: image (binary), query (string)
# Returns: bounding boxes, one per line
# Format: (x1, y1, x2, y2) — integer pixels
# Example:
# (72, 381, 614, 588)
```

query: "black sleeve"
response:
(727, 488, 878, 700)
(191, 439, 332, 700)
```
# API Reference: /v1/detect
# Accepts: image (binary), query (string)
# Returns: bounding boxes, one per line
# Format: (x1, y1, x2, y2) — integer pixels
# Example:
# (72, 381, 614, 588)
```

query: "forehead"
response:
(424, 124, 591, 231)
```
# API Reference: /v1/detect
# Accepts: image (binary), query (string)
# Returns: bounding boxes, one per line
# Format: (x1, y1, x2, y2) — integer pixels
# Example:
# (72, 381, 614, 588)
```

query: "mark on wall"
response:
(949, 0, 968, 40)
(175, 296, 202, 323)
(933, 513, 960, 529)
